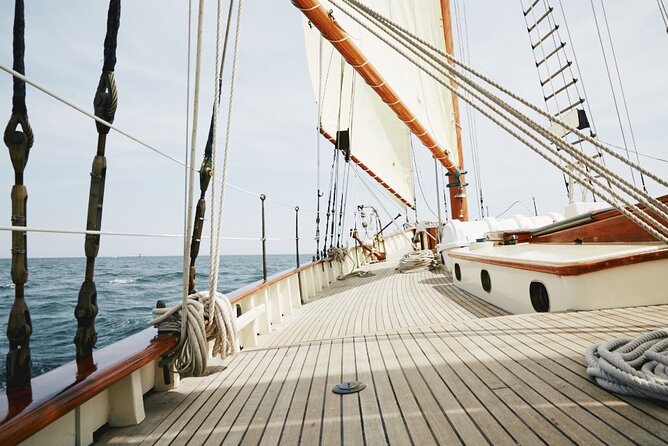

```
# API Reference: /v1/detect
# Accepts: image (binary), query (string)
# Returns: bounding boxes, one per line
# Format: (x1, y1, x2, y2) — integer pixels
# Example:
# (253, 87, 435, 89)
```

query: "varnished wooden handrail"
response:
(0, 328, 176, 445)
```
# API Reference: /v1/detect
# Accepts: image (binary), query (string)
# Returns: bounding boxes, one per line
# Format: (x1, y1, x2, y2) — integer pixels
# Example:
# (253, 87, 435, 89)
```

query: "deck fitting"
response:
(332, 381, 366, 394)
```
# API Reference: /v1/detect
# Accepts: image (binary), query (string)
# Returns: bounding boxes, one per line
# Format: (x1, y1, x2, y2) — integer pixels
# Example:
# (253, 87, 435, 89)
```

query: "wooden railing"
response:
(0, 329, 176, 445)
(0, 228, 415, 445)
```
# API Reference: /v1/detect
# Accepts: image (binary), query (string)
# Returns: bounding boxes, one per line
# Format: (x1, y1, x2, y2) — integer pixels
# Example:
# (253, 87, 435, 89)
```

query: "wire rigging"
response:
(454, 0, 484, 219)
(598, 1, 647, 192)
(187, 0, 235, 294)
(658, 0, 668, 34)
(0, 67, 309, 213)
(590, 0, 639, 187)
(333, 0, 668, 243)
(410, 140, 439, 220)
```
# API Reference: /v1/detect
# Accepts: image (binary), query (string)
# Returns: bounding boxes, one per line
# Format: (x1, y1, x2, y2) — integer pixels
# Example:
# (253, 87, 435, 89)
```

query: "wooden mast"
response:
(441, 0, 469, 221)
(292, 0, 463, 196)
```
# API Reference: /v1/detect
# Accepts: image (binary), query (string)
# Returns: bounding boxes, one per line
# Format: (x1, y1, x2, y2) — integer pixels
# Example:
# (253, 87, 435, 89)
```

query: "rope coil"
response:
(586, 328, 668, 401)
(151, 291, 237, 377)
(398, 250, 438, 273)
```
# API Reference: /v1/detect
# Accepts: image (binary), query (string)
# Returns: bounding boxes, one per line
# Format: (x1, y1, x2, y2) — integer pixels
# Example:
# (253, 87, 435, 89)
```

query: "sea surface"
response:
(0, 254, 312, 391)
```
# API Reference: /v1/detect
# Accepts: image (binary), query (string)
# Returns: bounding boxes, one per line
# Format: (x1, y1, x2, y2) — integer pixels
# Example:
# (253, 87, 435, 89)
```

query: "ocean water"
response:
(0, 254, 312, 390)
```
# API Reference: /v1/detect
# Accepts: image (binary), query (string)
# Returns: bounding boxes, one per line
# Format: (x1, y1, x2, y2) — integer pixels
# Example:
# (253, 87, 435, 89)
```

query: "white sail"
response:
(302, 0, 459, 208)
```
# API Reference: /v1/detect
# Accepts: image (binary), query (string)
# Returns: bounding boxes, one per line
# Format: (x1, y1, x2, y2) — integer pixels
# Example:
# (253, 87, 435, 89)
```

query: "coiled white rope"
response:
(586, 329, 668, 401)
(398, 250, 437, 273)
(151, 291, 237, 377)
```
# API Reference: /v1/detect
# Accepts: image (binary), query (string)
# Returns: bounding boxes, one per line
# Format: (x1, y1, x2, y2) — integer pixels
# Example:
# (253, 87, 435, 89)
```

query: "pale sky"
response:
(1, 1, 667, 258)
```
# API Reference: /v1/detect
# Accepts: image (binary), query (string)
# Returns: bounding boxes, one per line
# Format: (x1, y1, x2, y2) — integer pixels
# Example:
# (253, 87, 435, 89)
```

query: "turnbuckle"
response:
(74, 280, 98, 357)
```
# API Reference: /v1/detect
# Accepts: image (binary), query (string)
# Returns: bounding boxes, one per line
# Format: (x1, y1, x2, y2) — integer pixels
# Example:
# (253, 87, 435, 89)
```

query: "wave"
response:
(0, 283, 15, 289)
(108, 278, 138, 285)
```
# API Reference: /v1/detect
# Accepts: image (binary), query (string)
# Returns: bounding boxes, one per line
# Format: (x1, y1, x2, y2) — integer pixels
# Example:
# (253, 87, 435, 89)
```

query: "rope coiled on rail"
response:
(585, 328, 668, 401)
(150, 291, 237, 377)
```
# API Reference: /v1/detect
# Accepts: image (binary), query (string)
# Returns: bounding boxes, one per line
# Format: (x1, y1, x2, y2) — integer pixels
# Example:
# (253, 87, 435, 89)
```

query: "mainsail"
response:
(302, 0, 459, 209)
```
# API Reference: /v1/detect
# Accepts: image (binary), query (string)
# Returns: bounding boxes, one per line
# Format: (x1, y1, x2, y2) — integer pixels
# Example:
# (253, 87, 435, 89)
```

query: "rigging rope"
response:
(209, 0, 243, 300)
(159, 0, 243, 377)
(315, 34, 324, 259)
(659, 0, 668, 34)
(334, 0, 668, 243)
(0, 225, 282, 240)
(188, 0, 235, 294)
(0, 68, 312, 213)
(522, 0, 601, 202)
(4, 0, 33, 390)
(410, 140, 439, 220)
(590, 0, 642, 189)
(354, 165, 417, 249)
(338, 0, 668, 191)
(336, 72, 356, 248)
(74, 0, 121, 359)
(180, 0, 206, 359)
(586, 328, 668, 401)
(454, 0, 484, 219)
(598, 1, 647, 192)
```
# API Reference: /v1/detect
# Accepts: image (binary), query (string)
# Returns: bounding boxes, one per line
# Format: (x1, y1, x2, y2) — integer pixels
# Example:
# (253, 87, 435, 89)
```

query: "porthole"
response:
(454, 263, 461, 281)
(529, 281, 550, 312)
(480, 269, 491, 293)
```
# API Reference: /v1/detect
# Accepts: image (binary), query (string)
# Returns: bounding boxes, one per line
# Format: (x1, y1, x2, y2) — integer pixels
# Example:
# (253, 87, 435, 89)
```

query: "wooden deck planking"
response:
(262, 261, 508, 349)
(446, 321, 630, 445)
(98, 256, 668, 446)
(340, 338, 364, 445)
(256, 344, 310, 446)
(275, 343, 321, 446)
(164, 350, 274, 446)
(297, 341, 331, 445)
(483, 315, 668, 443)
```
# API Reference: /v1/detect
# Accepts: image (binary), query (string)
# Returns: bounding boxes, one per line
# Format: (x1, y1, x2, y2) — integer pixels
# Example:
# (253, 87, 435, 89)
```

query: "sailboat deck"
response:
(98, 256, 668, 445)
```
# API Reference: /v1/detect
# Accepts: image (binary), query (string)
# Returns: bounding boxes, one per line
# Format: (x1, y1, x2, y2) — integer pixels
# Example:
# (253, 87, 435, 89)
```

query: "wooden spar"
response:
(320, 128, 415, 209)
(292, 1, 464, 196)
(441, 0, 469, 221)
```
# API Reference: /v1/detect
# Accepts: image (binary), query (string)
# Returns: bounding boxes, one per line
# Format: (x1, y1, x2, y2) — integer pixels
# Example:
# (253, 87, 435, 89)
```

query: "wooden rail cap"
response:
(0, 328, 176, 445)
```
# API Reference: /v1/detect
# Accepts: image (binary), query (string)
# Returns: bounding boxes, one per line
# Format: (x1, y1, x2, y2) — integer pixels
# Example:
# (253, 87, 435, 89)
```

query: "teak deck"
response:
(98, 255, 668, 445)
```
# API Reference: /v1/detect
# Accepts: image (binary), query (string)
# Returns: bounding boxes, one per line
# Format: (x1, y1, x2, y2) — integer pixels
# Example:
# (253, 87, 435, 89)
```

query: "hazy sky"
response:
(1, 1, 667, 258)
